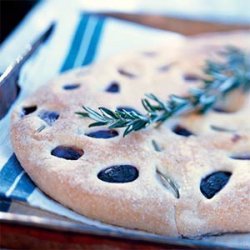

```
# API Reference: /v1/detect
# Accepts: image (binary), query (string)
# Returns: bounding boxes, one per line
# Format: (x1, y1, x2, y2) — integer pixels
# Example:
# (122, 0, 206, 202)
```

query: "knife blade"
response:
(0, 22, 55, 120)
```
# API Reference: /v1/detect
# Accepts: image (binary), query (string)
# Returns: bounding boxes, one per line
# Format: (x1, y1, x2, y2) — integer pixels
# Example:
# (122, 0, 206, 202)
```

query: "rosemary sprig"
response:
(77, 47, 250, 136)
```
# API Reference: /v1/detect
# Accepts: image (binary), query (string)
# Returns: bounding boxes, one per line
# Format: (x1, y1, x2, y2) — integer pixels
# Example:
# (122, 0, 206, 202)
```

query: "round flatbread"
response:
(11, 31, 250, 237)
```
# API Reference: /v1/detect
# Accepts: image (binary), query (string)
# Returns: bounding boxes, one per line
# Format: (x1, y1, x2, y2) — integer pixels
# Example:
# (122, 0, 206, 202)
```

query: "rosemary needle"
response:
(76, 47, 250, 137)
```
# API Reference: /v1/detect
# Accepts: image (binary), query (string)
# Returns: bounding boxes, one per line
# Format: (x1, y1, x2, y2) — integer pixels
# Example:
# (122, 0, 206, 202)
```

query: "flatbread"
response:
(11, 31, 250, 237)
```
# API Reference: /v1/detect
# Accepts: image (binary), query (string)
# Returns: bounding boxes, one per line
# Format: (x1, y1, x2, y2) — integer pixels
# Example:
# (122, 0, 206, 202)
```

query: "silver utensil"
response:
(0, 23, 55, 119)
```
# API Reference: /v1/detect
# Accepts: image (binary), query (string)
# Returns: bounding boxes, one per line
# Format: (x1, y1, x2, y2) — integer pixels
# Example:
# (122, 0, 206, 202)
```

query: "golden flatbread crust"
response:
(11, 30, 250, 237)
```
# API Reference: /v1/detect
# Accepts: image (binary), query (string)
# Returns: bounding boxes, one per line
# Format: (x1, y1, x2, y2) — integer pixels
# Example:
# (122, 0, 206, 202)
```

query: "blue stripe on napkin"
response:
(10, 173, 36, 201)
(82, 17, 105, 66)
(60, 14, 90, 72)
(61, 13, 105, 72)
(0, 198, 12, 212)
(0, 154, 25, 194)
(0, 13, 106, 208)
(0, 154, 36, 201)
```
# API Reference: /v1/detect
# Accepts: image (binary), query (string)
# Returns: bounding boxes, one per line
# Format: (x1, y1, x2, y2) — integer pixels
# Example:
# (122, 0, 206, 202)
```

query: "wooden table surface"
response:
(0, 224, 186, 250)
(0, 210, 233, 250)
(1, 222, 227, 250)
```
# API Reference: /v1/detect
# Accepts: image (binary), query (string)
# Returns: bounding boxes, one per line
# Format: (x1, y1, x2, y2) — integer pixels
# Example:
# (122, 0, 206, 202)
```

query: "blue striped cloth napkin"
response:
(0, 1, 182, 228)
